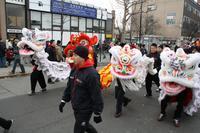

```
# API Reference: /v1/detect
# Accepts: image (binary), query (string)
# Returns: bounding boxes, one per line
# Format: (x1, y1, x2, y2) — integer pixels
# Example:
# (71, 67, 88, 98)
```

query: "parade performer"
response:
(101, 44, 157, 117)
(59, 46, 103, 133)
(64, 33, 98, 67)
(158, 47, 200, 127)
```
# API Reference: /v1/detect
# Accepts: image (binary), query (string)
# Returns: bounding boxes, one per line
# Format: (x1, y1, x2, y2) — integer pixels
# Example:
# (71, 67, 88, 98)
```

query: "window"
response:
(86, 18, 93, 33)
(6, 4, 25, 28)
(101, 20, 105, 28)
(166, 13, 176, 25)
(42, 13, 51, 30)
(71, 16, 78, 31)
(53, 14, 61, 30)
(87, 19, 93, 28)
(30, 11, 41, 29)
(71, 16, 78, 27)
(63, 15, 70, 30)
(31, 11, 41, 25)
(79, 17, 86, 32)
(93, 19, 99, 33)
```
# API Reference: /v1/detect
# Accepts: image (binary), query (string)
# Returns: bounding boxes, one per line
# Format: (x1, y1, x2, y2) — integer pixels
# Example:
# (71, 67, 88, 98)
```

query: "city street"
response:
(0, 76, 200, 133)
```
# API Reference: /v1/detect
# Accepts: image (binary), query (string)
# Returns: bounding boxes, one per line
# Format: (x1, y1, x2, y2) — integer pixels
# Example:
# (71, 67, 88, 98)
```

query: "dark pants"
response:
(11, 58, 25, 73)
(74, 111, 97, 133)
(0, 56, 6, 68)
(160, 89, 188, 119)
(30, 70, 46, 92)
(145, 73, 160, 96)
(115, 79, 131, 114)
(0, 117, 11, 129)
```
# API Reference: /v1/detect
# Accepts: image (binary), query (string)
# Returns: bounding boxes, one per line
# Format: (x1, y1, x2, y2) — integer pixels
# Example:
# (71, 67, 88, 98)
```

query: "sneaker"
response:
(156, 88, 161, 92)
(4, 119, 14, 133)
(173, 119, 180, 127)
(114, 112, 122, 118)
(28, 92, 36, 96)
(123, 99, 131, 107)
(157, 113, 166, 121)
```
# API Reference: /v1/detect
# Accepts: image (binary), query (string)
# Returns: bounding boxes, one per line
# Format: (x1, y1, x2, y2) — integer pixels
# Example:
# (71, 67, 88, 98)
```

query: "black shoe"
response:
(28, 92, 36, 96)
(173, 119, 180, 127)
(114, 112, 122, 118)
(157, 113, 166, 121)
(41, 88, 47, 92)
(4, 119, 13, 132)
(144, 94, 152, 97)
(123, 99, 131, 107)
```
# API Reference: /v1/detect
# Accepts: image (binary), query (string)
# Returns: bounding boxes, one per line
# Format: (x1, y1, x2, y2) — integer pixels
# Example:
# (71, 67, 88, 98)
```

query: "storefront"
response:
(6, 0, 26, 40)
(4, 0, 113, 45)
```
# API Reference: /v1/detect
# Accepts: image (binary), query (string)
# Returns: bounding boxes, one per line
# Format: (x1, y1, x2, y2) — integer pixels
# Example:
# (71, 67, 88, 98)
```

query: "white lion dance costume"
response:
(100, 44, 157, 91)
(159, 47, 200, 116)
(17, 28, 71, 81)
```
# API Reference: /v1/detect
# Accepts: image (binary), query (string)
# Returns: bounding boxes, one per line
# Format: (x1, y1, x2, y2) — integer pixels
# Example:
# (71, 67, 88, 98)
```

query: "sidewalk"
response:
(0, 53, 110, 79)
(0, 64, 33, 79)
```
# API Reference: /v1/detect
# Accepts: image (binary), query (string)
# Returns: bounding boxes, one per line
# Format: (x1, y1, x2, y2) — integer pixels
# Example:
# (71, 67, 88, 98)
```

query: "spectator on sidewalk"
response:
(10, 38, 25, 74)
(6, 46, 14, 66)
(0, 39, 7, 68)
(0, 117, 13, 132)
(55, 40, 64, 62)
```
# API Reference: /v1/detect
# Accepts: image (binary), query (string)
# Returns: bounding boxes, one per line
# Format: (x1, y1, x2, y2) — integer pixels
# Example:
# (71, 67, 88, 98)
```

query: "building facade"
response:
(0, 0, 114, 46)
(131, 0, 200, 43)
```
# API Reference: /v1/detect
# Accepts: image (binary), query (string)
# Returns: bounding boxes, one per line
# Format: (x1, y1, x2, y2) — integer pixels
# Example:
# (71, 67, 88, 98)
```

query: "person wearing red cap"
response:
(59, 46, 104, 133)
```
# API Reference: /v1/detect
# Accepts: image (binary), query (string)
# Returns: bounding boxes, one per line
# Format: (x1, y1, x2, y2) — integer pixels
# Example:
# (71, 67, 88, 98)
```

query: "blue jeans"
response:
(11, 58, 25, 73)
(0, 56, 6, 68)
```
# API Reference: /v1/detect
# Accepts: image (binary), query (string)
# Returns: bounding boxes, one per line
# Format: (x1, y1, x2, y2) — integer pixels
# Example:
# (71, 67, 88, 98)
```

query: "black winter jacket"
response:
(147, 52, 161, 71)
(62, 66, 104, 114)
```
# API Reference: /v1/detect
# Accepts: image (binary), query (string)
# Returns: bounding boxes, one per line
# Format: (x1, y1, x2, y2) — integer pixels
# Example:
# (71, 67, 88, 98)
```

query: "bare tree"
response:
(115, 0, 145, 42)
(143, 15, 159, 35)
(182, 21, 199, 41)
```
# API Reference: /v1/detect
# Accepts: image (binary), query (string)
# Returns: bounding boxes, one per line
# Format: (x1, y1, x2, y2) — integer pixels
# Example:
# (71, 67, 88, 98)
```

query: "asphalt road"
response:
(0, 76, 200, 133)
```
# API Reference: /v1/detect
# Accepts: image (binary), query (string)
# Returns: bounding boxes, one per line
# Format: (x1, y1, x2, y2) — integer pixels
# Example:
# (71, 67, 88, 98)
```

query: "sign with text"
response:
(51, 0, 97, 18)
(6, 0, 25, 5)
(29, 0, 51, 12)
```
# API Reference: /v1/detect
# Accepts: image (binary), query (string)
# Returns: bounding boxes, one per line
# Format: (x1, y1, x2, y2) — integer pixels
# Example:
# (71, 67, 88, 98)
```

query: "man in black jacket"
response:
(59, 46, 104, 133)
(145, 43, 161, 97)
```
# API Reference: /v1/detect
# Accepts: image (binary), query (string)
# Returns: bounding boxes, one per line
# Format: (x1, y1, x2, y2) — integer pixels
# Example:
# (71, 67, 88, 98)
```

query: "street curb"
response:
(0, 73, 31, 79)
(0, 62, 109, 79)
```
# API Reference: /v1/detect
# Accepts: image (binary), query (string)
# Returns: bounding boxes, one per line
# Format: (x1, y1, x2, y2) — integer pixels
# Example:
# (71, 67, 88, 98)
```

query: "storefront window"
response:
(79, 17, 86, 32)
(63, 15, 70, 30)
(42, 13, 52, 30)
(93, 19, 99, 33)
(71, 16, 78, 31)
(87, 19, 93, 28)
(30, 11, 41, 29)
(6, 4, 25, 28)
(53, 14, 61, 30)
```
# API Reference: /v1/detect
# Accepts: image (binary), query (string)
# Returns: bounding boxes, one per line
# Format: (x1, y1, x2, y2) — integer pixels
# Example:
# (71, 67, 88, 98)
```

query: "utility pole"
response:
(139, 0, 143, 45)
(99, 10, 103, 62)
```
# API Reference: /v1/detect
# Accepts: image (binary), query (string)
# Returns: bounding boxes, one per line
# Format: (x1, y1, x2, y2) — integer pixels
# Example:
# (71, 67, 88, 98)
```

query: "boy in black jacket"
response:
(59, 46, 104, 133)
